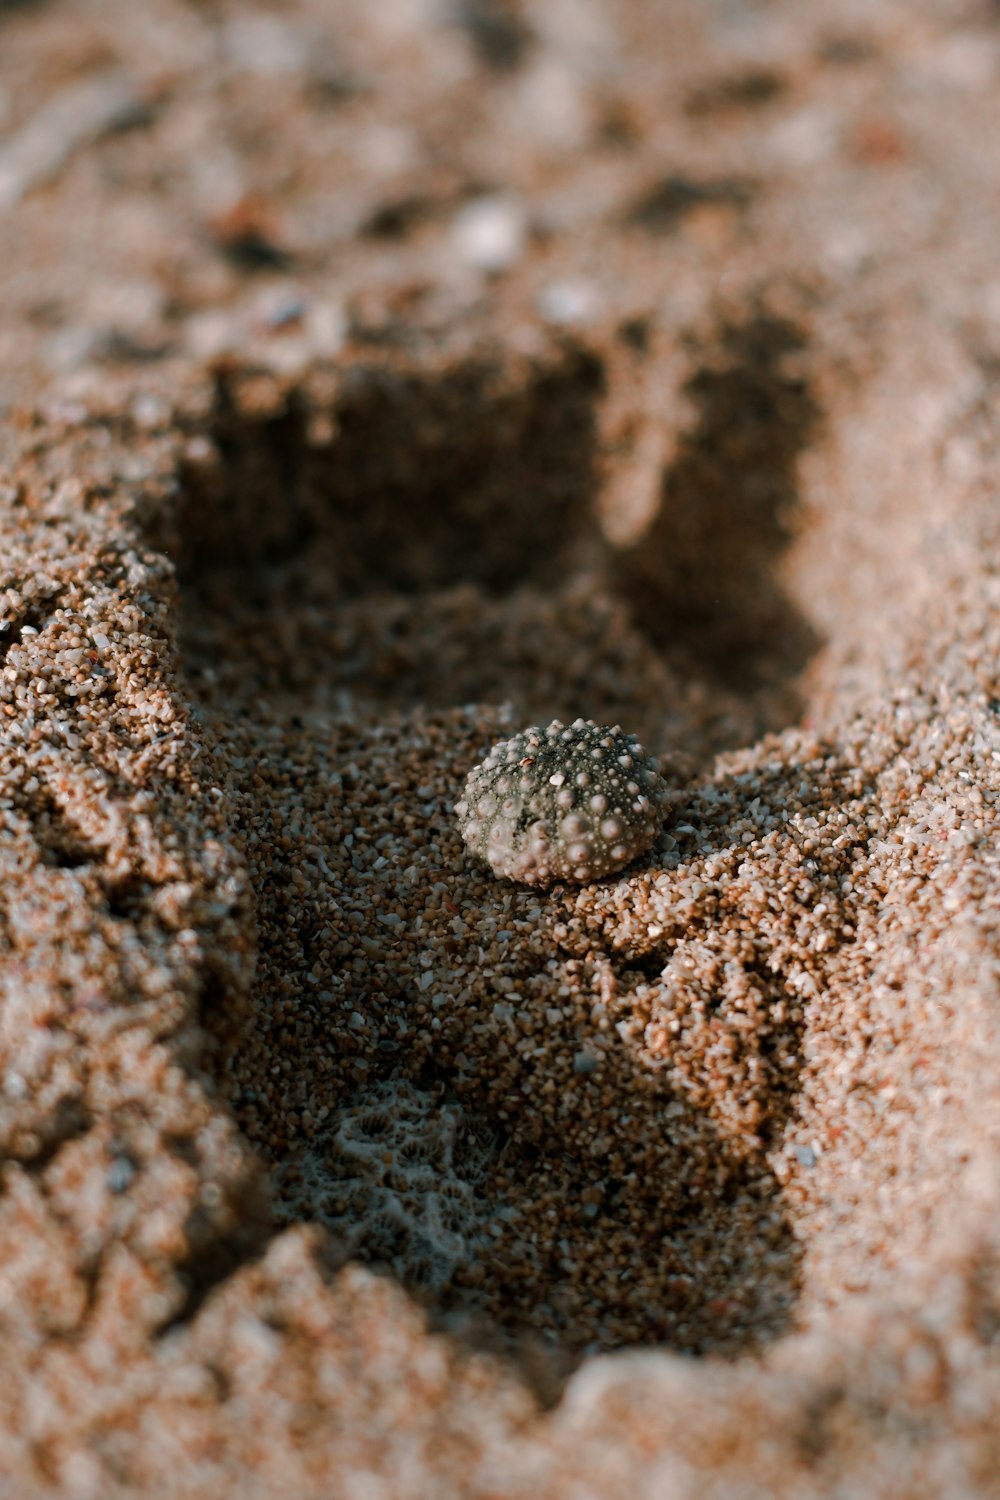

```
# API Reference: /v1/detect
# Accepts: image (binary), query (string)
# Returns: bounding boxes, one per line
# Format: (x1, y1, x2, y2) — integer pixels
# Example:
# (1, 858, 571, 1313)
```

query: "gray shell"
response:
(455, 718, 666, 885)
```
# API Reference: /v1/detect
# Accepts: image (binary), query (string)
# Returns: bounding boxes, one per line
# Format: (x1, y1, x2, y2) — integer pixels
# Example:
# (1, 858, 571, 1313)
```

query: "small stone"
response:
(536, 277, 601, 326)
(452, 195, 526, 273)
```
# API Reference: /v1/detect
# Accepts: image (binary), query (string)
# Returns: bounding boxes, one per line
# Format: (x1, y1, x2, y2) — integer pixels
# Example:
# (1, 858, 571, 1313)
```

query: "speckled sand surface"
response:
(2, 0, 1000, 1495)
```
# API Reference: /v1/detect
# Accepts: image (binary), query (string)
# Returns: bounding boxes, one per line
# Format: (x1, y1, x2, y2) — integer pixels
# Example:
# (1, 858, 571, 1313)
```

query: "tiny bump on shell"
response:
(456, 719, 667, 885)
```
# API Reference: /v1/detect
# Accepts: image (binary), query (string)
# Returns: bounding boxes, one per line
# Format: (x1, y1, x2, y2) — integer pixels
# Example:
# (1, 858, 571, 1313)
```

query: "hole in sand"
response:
(167, 323, 829, 1391)
(614, 315, 822, 702)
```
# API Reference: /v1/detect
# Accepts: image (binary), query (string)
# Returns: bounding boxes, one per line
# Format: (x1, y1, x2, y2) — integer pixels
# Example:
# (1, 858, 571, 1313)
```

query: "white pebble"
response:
(452, 195, 526, 274)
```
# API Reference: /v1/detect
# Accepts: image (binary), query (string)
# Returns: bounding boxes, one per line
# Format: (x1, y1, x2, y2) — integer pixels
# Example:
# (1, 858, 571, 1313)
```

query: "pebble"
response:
(451, 195, 526, 273)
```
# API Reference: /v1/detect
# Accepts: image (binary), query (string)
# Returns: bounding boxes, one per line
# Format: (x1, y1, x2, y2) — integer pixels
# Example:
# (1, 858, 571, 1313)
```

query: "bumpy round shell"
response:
(455, 718, 666, 885)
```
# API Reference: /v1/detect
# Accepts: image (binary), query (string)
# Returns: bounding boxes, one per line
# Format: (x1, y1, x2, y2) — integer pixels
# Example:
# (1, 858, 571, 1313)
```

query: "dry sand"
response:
(2, 0, 1000, 1494)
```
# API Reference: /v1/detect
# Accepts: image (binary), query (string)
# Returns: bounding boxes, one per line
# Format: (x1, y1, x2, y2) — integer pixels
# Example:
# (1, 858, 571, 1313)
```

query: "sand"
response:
(2, 0, 1000, 1494)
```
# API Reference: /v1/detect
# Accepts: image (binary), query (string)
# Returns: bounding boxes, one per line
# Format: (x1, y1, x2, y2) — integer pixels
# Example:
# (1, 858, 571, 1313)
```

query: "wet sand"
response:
(2, 0, 1000, 1494)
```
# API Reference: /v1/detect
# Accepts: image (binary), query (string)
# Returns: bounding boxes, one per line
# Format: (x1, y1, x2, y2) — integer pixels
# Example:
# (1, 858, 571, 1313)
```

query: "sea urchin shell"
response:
(455, 718, 666, 885)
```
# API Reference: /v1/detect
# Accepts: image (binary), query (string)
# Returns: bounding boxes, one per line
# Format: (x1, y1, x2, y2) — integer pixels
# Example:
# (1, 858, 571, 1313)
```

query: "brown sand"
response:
(2, 0, 1000, 1494)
